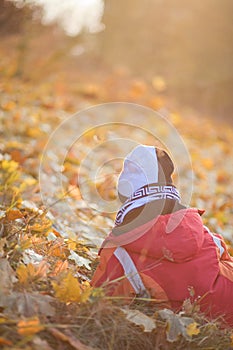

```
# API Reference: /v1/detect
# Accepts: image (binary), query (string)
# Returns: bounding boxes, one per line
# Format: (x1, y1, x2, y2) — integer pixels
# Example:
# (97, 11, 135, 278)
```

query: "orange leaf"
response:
(148, 97, 164, 110)
(6, 209, 23, 221)
(0, 337, 13, 346)
(17, 317, 44, 336)
(29, 218, 52, 234)
(26, 127, 43, 138)
(1, 100, 16, 111)
(201, 158, 214, 170)
(9, 149, 26, 165)
(129, 80, 147, 99)
(48, 240, 68, 258)
(50, 260, 69, 277)
(36, 260, 48, 278)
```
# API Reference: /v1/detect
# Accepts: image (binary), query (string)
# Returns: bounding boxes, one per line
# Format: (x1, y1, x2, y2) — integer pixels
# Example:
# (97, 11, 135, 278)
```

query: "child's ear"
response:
(156, 148, 174, 183)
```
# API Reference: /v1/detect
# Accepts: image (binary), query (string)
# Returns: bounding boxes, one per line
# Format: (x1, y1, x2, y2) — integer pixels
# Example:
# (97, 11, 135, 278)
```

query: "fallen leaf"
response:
(0, 237, 7, 257)
(16, 261, 47, 285)
(158, 308, 199, 342)
(129, 79, 147, 98)
(0, 336, 13, 346)
(8, 149, 26, 165)
(186, 322, 200, 337)
(121, 309, 156, 332)
(66, 238, 77, 250)
(0, 210, 6, 219)
(17, 316, 44, 336)
(32, 336, 53, 350)
(0, 259, 17, 295)
(1, 159, 18, 172)
(0, 316, 9, 324)
(52, 271, 81, 303)
(68, 250, 91, 270)
(201, 158, 214, 170)
(48, 239, 68, 258)
(19, 238, 32, 251)
(23, 249, 44, 265)
(26, 127, 43, 138)
(29, 219, 52, 234)
(50, 259, 69, 276)
(2, 292, 55, 317)
(1, 100, 16, 111)
(80, 281, 92, 303)
(49, 327, 94, 350)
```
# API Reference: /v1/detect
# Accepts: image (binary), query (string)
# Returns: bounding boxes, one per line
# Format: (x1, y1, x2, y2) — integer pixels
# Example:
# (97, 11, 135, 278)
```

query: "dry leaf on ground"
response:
(121, 308, 156, 332)
(17, 316, 44, 336)
(49, 327, 95, 350)
(158, 308, 200, 342)
(2, 292, 55, 317)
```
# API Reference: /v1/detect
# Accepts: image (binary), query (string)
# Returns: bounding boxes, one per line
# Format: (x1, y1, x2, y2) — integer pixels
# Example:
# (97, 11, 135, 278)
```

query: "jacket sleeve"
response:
(91, 248, 135, 297)
(91, 247, 115, 287)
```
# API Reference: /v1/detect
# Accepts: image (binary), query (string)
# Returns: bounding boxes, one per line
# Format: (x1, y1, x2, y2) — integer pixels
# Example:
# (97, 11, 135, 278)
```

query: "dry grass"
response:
(4, 298, 228, 350)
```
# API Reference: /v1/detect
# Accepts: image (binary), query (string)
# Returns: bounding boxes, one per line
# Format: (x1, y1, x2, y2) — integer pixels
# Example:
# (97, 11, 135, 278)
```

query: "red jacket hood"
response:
(101, 209, 205, 263)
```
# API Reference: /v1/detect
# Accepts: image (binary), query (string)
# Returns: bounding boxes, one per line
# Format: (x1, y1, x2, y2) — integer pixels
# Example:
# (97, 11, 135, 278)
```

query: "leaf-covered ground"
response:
(0, 27, 233, 349)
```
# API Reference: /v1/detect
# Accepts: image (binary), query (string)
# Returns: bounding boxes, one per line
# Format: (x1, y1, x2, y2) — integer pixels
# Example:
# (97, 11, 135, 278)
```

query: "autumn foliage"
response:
(0, 9, 233, 350)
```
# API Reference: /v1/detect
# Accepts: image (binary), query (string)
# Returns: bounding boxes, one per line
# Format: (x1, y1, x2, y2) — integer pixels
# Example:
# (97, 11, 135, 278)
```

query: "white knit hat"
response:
(118, 145, 159, 198)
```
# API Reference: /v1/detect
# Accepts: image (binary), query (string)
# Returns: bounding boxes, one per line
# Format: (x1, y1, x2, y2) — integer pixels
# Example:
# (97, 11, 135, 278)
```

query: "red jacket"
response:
(91, 208, 233, 327)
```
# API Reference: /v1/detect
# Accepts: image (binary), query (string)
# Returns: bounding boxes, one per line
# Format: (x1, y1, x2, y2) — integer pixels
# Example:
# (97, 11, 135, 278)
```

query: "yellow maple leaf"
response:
(16, 262, 47, 285)
(1, 159, 18, 173)
(186, 322, 200, 337)
(19, 238, 32, 251)
(66, 238, 77, 251)
(17, 317, 44, 336)
(29, 218, 52, 234)
(16, 264, 31, 284)
(52, 271, 81, 303)
(19, 177, 37, 191)
(26, 127, 43, 138)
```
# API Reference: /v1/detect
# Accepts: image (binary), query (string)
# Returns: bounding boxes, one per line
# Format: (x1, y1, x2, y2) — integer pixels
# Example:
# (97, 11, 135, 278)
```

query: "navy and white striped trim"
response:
(115, 184, 180, 225)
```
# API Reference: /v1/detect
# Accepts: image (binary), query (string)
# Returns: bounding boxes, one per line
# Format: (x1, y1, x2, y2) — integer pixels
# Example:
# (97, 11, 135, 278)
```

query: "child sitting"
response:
(91, 145, 233, 327)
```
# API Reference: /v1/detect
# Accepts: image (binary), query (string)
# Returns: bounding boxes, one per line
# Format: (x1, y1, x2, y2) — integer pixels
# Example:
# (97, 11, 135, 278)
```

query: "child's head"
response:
(118, 145, 174, 202)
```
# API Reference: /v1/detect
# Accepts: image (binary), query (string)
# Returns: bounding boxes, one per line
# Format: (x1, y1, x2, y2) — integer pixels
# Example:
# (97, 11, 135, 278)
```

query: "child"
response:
(91, 145, 233, 327)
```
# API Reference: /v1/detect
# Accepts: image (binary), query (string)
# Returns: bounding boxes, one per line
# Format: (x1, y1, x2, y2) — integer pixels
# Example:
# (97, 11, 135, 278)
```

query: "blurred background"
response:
(0, 0, 233, 120)
(1, 0, 233, 261)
